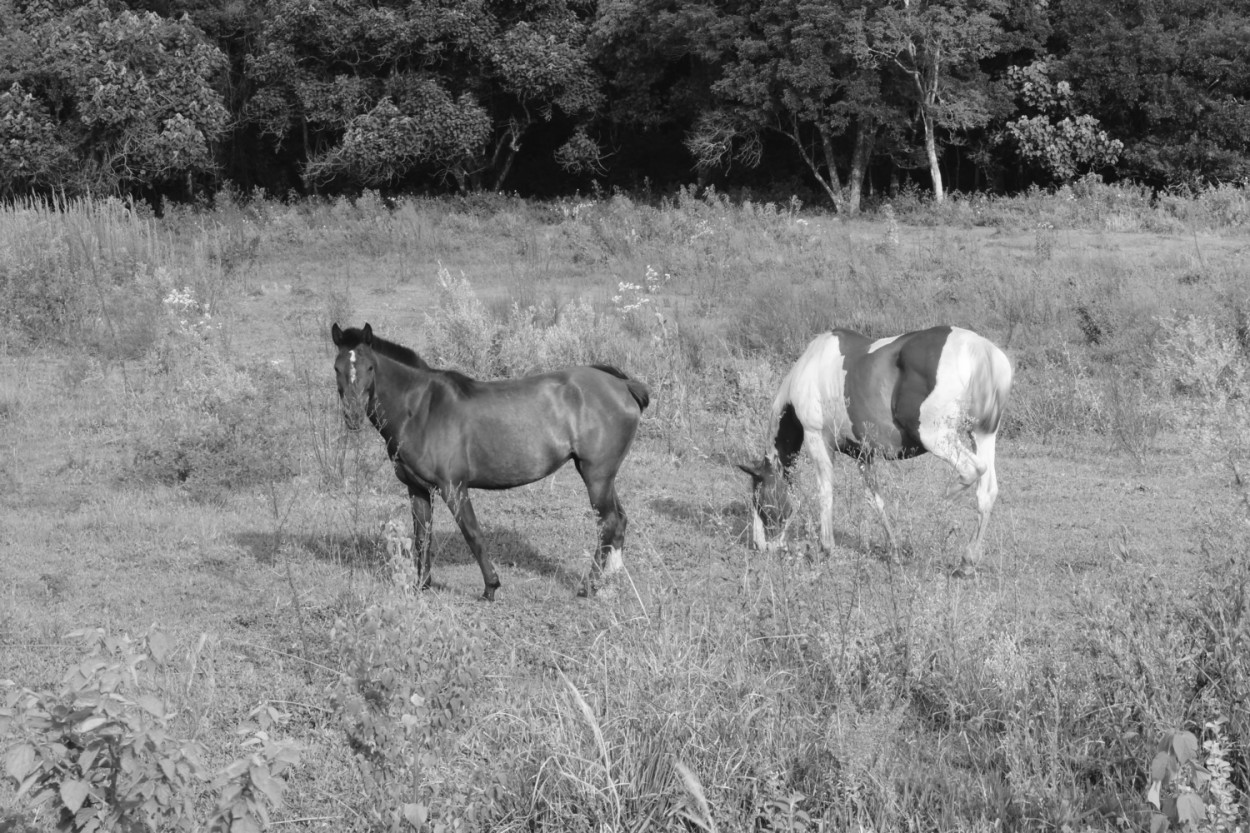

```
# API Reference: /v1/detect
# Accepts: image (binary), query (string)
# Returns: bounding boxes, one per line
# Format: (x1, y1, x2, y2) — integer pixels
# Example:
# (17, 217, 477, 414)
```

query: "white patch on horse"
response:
(348, 349, 357, 385)
(918, 329, 989, 485)
(785, 333, 851, 436)
(603, 545, 624, 574)
(867, 334, 901, 353)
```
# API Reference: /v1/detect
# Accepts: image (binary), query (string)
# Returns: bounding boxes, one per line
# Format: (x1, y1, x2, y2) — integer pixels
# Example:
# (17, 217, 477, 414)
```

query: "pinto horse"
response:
(331, 323, 650, 600)
(738, 326, 1013, 575)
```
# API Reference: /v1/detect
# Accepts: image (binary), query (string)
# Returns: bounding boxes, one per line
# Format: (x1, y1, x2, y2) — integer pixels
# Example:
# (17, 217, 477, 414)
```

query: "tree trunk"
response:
(845, 119, 876, 215)
(781, 123, 845, 212)
(921, 109, 944, 202)
(491, 121, 525, 191)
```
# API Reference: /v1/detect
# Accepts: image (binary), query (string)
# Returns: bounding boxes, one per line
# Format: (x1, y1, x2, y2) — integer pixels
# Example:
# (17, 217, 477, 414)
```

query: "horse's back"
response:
(782, 326, 1009, 457)
(398, 365, 645, 489)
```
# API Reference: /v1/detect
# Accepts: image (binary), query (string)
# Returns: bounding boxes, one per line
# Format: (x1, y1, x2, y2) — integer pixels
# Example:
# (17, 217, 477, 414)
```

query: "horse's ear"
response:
(361, 323, 373, 345)
(331, 322, 344, 346)
(737, 460, 764, 481)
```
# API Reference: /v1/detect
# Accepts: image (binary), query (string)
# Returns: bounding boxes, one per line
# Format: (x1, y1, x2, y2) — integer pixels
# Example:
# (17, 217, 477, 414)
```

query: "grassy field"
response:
(2, 184, 1249, 832)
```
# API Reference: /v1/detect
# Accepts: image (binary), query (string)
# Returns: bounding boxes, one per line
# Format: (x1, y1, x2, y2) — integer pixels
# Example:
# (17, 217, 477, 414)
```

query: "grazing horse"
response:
(331, 323, 650, 600)
(738, 326, 1012, 575)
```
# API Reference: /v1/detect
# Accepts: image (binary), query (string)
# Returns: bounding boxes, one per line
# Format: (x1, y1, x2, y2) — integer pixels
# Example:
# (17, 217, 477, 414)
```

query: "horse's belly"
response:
(463, 429, 572, 489)
(466, 452, 570, 490)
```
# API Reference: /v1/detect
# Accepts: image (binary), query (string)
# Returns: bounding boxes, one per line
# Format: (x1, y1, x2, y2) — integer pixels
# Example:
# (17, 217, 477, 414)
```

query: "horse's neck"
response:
(369, 354, 431, 433)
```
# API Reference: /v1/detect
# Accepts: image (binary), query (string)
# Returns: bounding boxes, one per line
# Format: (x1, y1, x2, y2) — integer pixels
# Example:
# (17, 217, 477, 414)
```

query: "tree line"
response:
(1, 0, 1248, 210)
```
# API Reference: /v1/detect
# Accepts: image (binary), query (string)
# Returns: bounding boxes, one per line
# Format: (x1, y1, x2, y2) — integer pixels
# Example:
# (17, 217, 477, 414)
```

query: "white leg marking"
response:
(751, 510, 768, 551)
(961, 431, 999, 572)
(806, 431, 838, 553)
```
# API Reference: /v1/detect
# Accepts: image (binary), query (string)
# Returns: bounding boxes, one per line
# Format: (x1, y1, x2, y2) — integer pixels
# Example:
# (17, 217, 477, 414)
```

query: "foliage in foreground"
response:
(1, 629, 298, 833)
(327, 585, 492, 831)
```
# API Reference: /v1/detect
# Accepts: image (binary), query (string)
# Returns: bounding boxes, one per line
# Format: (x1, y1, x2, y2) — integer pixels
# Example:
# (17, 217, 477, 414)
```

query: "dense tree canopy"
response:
(0, 0, 1247, 204)
(0, 0, 228, 198)
(246, 0, 603, 191)
(1052, 0, 1250, 187)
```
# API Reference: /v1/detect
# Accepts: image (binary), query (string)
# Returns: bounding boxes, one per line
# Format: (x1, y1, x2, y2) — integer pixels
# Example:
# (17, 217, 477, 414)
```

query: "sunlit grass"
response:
(2, 185, 1249, 831)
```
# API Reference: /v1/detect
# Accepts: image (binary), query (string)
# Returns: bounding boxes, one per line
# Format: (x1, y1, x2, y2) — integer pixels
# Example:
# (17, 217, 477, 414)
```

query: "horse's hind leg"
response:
(920, 406, 995, 576)
(577, 461, 627, 579)
(408, 485, 434, 589)
(442, 485, 502, 601)
(956, 430, 1000, 576)
(857, 456, 901, 557)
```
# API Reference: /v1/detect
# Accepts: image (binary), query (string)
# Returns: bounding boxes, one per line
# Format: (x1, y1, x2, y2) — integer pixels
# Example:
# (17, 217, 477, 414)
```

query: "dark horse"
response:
(331, 323, 650, 600)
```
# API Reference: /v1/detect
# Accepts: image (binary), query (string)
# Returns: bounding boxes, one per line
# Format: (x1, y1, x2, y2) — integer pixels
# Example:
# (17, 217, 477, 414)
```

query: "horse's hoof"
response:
(577, 577, 617, 599)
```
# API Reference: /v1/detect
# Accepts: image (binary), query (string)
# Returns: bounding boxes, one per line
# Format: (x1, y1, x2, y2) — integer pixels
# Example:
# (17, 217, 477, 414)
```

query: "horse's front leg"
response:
(806, 432, 838, 554)
(442, 484, 502, 601)
(408, 485, 434, 589)
(858, 457, 901, 559)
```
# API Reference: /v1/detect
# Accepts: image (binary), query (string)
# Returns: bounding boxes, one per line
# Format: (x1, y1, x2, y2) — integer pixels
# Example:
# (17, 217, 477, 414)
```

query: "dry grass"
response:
(2, 186, 1249, 831)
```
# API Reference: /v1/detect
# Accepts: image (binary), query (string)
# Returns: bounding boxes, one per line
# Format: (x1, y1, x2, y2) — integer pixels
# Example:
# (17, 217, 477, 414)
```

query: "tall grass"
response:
(2, 185, 1249, 832)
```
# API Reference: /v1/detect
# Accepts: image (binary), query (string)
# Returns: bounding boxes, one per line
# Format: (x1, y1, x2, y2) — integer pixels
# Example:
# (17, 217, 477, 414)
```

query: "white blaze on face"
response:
(348, 349, 357, 385)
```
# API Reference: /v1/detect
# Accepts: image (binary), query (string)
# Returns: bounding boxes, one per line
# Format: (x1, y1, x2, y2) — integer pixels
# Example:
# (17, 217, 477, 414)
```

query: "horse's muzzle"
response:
(340, 399, 368, 431)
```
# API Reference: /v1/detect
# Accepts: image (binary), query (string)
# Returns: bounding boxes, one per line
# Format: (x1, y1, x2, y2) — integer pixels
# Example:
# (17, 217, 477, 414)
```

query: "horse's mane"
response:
(435, 368, 477, 395)
(338, 327, 430, 370)
(338, 326, 488, 397)
(591, 363, 627, 380)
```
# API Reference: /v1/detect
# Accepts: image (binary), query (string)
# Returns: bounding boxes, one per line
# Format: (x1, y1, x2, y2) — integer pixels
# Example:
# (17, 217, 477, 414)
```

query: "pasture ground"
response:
(2, 187, 1248, 831)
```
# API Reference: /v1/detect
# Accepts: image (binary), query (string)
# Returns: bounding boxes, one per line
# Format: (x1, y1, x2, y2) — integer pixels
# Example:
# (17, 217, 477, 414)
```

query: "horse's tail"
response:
(594, 364, 651, 412)
(625, 377, 651, 412)
(972, 341, 1014, 435)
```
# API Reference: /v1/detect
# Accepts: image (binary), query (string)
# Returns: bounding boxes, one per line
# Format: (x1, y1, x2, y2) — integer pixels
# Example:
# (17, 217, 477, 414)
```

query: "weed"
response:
(328, 592, 489, 830)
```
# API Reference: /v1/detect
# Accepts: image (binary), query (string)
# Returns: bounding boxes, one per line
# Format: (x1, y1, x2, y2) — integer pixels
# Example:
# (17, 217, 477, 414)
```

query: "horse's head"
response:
(736, 456, 794, 551)
(331, 322, 378, 431)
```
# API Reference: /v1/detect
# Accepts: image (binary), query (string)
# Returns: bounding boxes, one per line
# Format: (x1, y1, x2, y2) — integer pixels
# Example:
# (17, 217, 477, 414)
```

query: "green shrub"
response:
(128, 286, 299, 501)
(0, 629, 299, 833)
(1151, 314, 1249, 426)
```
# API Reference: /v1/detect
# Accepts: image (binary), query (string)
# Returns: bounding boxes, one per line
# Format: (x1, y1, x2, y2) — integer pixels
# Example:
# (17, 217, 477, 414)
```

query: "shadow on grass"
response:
(648, 495, 888, 559)
(233, 524, 584, 594)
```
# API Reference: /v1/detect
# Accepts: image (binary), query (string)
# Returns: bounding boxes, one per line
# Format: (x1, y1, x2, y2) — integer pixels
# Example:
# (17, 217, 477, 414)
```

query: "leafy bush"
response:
(1145, 726, 1242, 833)
(128, 286, 298, 501)
(3, 3, 228, 196)
(1, 629, 298, 833)
(1151, 314, 1249, 424)
(1000, 60, 1123, 184)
